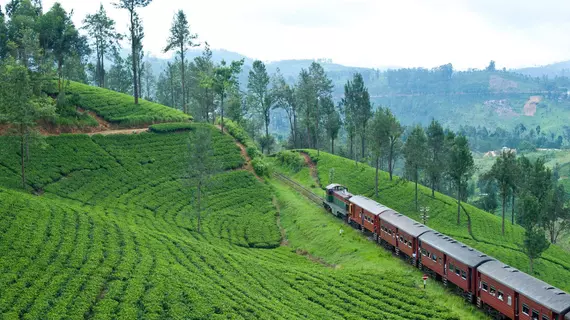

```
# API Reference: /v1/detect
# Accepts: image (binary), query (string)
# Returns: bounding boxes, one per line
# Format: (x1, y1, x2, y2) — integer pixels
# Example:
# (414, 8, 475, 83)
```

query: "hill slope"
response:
(272, 150, 570, 293)
(0, 124, 486, 319)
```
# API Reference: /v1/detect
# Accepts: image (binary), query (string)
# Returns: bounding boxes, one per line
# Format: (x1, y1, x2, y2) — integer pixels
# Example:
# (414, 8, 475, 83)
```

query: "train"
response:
(323, 183, 570, 320)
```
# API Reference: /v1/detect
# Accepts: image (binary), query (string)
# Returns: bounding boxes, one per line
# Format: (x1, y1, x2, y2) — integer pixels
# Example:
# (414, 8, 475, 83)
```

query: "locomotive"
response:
(323, 183, 570, 320)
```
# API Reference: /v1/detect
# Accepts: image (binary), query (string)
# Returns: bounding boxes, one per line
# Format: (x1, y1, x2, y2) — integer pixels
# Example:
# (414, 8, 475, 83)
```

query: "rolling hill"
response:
(271, 150, 570, 294)
(0, 84, 488, 318)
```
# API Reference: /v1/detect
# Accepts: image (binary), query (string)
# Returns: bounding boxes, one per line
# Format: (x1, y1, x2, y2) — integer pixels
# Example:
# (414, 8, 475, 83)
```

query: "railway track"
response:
(272, 173, 324, 205)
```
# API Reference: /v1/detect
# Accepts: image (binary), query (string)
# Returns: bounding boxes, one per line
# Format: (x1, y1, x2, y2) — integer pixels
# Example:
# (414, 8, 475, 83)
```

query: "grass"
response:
(44, 81, 192, 127)
(274, 149, 570, 293)
(0, 123, 490, 319)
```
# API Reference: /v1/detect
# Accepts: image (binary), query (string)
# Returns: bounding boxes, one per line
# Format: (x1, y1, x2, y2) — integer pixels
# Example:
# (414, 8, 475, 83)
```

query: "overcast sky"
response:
(8, 0, 570, 70)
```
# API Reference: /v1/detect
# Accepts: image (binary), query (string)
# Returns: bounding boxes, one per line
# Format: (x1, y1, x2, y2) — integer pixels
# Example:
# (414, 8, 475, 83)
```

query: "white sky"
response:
(4, 0, 570, 70)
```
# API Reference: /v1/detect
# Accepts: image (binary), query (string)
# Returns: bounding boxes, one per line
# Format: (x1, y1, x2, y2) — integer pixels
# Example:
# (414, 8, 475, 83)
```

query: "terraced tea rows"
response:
(45, 81, 191, 127)
(286, 150, 570, 292)
(0, 124, 487, 319)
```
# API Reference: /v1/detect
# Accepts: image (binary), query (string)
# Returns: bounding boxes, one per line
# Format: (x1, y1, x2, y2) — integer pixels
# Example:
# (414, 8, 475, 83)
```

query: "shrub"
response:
(149, 122, 195, 133)
(252, 158, 270, 177)
(276, 150, 305, 172)
(217, 118, 262, 159)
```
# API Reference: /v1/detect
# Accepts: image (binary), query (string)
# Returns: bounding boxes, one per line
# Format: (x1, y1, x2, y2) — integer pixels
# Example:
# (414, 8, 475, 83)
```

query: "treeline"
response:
(459, 123, 566, 152)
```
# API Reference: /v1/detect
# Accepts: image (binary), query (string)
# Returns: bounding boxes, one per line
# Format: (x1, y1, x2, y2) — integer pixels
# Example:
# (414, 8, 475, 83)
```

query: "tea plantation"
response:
(273, 150, 570, 293)
(45, 81, 192, 127)
(0, 124, 487, 319)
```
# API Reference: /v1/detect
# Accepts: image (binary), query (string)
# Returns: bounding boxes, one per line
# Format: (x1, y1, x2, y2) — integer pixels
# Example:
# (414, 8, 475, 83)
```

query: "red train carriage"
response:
(478, 261, 570, 320)
(324, 184, 353, 220)
(418, 232, 493, 302)
(379, 210, 431, 265)
(347, 195, 388, 235)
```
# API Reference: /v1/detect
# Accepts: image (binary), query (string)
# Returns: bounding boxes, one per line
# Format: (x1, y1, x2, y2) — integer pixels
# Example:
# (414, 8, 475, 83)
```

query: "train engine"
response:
(323, 184, 353, 221)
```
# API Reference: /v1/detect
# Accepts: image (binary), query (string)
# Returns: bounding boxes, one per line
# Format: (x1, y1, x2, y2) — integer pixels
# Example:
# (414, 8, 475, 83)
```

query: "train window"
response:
(542, 315, 549, 320)
(482, 282, 488, 292)
(497, 291, 504, 301)
(431, 254, 437, 262)
(461, 271, 467, 280)
(532, 310, 539, 320)
(507, 295, 511, 306)
(408, 241, 412, 248)
(449, 264, 455, 272)
(455, 268, 460, 276)
(490, 286, 496, 296)
(522, 304, 529, 315)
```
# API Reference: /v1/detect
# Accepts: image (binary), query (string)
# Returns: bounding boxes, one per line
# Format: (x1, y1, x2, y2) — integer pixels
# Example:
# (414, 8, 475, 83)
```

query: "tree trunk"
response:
(20, 128, 26, 189)
(415, 167, 418, 211)
(350, 135, 354, 158)
(331, 137, 334, 155)
(431, 179, 435, 197)
(292, 112, 297, 148)
(169, 69, 175, 108)
(457, 184, 461, 225)
(511, 192, 515, 225)
(197, 181, 202, 233)
(58, 61, 63, 92)
(180, 51, 186, 114)
(375, 156, 379, 198)
(361, 133, 365, 159)
(130, 11, 139, 105)
(529, 258, 533, 274)
(388, 145, 394, 181)
(220, 94, 224, 133)
(502, 194, 506, 235)
(101, 51, 105, 88)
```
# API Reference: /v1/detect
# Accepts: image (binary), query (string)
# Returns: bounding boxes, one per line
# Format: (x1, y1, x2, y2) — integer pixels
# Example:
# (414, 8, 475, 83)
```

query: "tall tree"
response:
(114, 0, 152, 104)
(107, 48, 132, 94)
(404, 125, 428, 210)
(368, 108, 389, 197)
(322, 98, 341, 154)
(308, 62, 333, 156)
(38, 3, 85, 91)
(426, 119, 445, 197)
(447, 135, 475, 225)
(164, 10, 198, 114)
(191, 43, 215, 122)
(0, 63, 55, 189)
(345, 73, 372, 158)
(272, 69, 298, 148)
(187, 127, 221, 233)
(83, 4, 122, 88)
(142, 60, 155, 100)
(384, 108, 403, 181)
(518, 194, 550, 273)
(213, 59, 244, 132)
(486, 149, 516, 235)
(0, 6, 9, 60)
(544, 184, 570, 244)
(247, 60, 273, 152)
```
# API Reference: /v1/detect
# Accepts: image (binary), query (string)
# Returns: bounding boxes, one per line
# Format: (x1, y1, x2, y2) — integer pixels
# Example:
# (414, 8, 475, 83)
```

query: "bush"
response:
(149, 122, 194, 133)
(276, 150, 305, 172)
(252, 158, 270, 177)
(217, 118, 262, 158)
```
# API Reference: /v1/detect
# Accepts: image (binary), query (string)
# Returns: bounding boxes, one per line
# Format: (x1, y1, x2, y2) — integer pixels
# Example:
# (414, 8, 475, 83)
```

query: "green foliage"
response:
(275, 150, 305, 172)
(218, 118, 261, 159)
(149, 122, 195, 133)
(276, 150, 570, 292)
(252, 157, 270, 177)
(44, 80, 191, 126)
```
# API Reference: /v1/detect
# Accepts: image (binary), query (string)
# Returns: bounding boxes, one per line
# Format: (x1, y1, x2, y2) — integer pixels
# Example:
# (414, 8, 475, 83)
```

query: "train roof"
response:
(326, 183, 344, 189)
(349, 195, 391, 216)
(418, 232, 493, 268)
(380, 210, 432, 237)
(479, 260, 570, 314)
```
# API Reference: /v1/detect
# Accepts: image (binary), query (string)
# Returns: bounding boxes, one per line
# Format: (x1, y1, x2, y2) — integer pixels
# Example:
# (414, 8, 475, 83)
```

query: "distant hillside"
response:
(142, 49, 570, 136)
(515, 60, 570, 78)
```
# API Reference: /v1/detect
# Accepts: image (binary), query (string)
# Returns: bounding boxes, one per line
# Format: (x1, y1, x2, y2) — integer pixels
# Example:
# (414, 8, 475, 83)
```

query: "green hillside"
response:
(46, 81, 191, 128)
(0, 124, 486, 319)
(271, 150, 570, 293)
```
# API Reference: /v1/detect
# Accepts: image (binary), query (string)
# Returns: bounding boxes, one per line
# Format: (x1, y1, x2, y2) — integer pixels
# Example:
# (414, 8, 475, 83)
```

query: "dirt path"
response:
(272, 196, 289, 247)
(215, 125, 262, 181)
(300, 152, 321, 187)
(86, 128, 149, 136)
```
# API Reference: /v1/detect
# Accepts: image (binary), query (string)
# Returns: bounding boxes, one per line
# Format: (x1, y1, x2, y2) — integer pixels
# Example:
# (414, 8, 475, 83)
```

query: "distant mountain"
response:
(515, 60, 570, 78)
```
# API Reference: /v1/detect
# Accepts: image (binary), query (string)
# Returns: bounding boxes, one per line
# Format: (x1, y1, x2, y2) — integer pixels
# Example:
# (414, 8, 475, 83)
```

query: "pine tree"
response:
(404, 125, 428, 210)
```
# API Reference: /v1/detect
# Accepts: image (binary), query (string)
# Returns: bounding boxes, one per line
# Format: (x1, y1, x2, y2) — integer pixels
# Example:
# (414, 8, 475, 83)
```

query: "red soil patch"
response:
(523, 96, 541, 116)
(300, 152, 320, 187)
